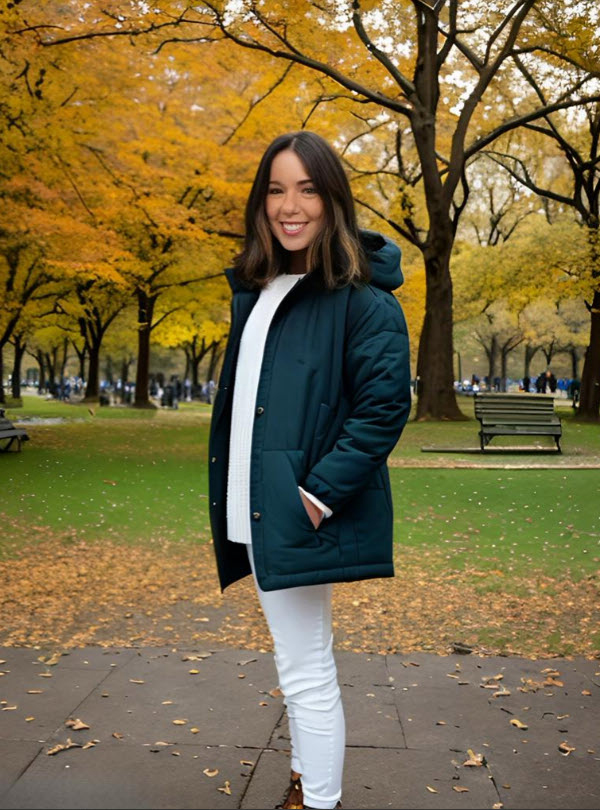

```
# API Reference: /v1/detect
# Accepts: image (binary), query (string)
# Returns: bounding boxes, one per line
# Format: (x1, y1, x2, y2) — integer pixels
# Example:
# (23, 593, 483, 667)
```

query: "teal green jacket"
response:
(208, 231, 411, 592)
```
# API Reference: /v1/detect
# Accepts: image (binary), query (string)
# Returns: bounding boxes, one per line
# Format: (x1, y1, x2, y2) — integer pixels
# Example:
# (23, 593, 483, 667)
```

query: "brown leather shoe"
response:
(275, 772, 304, 809)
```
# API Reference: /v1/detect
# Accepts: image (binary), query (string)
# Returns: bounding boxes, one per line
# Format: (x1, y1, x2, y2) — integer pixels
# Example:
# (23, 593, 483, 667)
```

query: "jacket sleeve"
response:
(303, 288, 411, 511)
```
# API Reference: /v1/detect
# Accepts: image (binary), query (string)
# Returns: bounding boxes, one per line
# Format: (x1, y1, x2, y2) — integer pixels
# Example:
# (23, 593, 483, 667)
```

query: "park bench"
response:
(0, 408, 29, 452)
(474, 393, 562, 452)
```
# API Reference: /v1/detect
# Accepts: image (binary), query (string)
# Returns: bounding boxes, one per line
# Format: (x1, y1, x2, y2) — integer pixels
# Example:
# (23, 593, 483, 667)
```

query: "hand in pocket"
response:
(299, 489, 325, 529)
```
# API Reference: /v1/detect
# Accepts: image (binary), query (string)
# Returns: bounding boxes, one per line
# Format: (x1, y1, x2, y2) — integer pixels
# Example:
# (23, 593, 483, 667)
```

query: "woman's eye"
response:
(268, 187, 282, 194)
(303, 187, 318, 195)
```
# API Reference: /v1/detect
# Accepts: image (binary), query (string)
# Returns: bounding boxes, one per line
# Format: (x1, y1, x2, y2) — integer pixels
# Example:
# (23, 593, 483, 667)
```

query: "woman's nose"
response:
(280, 192, 300, 214)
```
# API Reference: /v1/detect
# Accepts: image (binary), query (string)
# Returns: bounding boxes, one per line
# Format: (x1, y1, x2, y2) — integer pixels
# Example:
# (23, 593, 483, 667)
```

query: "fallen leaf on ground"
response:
(38, 652, 62, 666)
(203, 768, 219, 777)
(66, 718, 90, 730)
(426, 786, 438, 793)
(510, 718, 528, 730)
(217, 780, 232, 795)
(463, 748, 486, 767)
(543, 677, 564, 687)
(453, 785, 469, 793)
(47, 738, 81, 756)
(558, 741, 576, 755)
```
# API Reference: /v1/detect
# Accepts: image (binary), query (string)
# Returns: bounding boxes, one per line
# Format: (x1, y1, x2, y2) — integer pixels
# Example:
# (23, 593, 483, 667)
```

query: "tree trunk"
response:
(59, 337, 69, 384)
(578, 288, 600, 419)
(11, 336, 26, 400)
(84, 342, 100, 401)
(415, 247, 464, 420)
(134, 288, 157, 408)
(207, 341, 223, 386)
(570, 347, 579, 380)
(500, 349, 509, 392)
(72, 341, 86, 385)
(34, 349, 46, 394)
(121, 357, 130, 387)
(44, 349, 59, 397)
(523, 343, 538, 378)
(487, 335, 499, 385)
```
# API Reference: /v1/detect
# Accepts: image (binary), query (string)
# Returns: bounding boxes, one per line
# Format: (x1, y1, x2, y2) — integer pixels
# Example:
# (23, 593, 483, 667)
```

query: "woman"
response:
(208, 131, 411, 810)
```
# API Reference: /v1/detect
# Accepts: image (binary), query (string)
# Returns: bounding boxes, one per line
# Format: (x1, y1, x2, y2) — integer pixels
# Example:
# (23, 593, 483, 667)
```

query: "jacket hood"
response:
(360, 229, 404, 292)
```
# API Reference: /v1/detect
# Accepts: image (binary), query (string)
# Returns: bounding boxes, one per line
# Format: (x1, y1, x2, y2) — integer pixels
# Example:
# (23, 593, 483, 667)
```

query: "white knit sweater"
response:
(226, 273, 331, 545)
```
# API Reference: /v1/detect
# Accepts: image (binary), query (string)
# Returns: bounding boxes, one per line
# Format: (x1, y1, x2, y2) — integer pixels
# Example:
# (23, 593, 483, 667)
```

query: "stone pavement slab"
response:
(0, 646, 598, 809)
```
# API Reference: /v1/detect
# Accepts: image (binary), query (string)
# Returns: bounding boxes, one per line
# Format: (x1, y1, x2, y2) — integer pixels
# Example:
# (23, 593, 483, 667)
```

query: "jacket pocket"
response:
(262, 449, 320, 546)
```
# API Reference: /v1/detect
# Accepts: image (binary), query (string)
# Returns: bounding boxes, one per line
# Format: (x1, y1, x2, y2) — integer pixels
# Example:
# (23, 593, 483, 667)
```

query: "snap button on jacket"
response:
(208, 231, 411, 592)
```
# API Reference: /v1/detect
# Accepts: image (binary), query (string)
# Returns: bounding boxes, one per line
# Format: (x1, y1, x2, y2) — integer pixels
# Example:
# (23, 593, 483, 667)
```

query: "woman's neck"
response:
(287, 248, 308, 275)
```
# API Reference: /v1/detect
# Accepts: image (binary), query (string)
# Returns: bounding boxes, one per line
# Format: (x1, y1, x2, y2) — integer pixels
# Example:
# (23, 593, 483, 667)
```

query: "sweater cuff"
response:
(298, 486, 333, 519)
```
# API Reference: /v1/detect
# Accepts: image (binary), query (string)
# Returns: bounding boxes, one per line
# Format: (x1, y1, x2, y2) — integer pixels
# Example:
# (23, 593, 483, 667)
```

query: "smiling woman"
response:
(208, 130, 412, 810)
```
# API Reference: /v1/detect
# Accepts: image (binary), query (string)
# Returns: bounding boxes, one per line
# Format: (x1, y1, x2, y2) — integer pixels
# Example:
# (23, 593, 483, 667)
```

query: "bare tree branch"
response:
(352, 0, 415, 98)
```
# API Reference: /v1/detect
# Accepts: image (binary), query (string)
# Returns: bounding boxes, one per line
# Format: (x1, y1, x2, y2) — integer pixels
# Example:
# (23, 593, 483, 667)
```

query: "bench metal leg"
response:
(0, 436, 20, 452)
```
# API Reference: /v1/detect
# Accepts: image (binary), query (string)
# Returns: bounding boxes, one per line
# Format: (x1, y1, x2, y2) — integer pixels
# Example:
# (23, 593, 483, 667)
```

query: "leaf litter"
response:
(0, 534, 598, 658)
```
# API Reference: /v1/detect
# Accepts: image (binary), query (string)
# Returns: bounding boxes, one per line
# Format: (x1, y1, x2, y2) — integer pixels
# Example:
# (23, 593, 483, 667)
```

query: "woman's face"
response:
(265, 149, 325, 264)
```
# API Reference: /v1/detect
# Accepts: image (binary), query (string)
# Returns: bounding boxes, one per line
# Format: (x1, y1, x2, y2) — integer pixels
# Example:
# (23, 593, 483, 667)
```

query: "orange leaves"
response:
(0, 527, 597, 658)
(65, 718, 90, 731)
(462, 749, 486, 767)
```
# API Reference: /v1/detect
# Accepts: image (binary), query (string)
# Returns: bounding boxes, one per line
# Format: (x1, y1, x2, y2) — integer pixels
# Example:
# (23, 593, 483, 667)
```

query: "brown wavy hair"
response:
(234, 131, 370, 289)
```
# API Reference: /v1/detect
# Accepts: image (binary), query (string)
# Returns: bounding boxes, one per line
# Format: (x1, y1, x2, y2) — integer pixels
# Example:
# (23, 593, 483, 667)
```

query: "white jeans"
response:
(246, 546, 345, 810)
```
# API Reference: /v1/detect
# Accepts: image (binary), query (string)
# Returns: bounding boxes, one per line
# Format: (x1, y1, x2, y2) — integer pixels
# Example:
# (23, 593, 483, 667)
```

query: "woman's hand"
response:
(299, 489, 325, 529)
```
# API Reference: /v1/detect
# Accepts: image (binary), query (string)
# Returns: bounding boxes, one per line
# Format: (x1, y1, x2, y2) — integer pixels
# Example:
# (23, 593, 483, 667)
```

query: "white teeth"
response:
(282, 223, 305, 233)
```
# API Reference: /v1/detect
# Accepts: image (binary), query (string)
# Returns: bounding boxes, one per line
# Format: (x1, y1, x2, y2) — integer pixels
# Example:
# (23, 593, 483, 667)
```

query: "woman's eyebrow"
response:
(268, 178, 314, 185)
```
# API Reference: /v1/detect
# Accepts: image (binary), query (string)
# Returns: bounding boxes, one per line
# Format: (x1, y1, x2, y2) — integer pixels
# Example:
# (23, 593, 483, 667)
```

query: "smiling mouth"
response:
(281, 222, 307, 235)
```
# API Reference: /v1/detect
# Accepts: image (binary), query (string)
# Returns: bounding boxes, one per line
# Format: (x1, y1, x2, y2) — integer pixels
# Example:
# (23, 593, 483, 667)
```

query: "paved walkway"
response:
(0, 646, 598, 809)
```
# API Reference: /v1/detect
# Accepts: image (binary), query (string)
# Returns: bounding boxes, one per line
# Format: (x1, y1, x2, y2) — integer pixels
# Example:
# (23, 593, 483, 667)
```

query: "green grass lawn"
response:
(2, 394, 599, 582)
(391, 467, 599, 580)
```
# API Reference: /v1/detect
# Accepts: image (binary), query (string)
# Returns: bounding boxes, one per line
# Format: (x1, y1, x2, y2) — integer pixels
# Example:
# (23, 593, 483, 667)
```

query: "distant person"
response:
(522, 375, 530, 392)
(208, 131, 411, 810)
(207, 378, 216, 404)
(547, 370, 557, 393)
(569, 377, 581, 409)
(535, 373, 546, 393)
